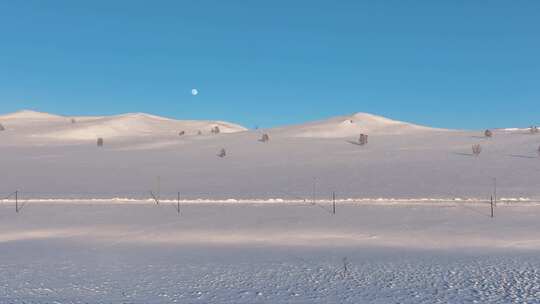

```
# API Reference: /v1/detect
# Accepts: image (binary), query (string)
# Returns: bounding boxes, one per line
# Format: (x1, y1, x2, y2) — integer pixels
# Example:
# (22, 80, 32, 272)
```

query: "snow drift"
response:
(0, 110, 247, 141)
(274, 112, 446, 138)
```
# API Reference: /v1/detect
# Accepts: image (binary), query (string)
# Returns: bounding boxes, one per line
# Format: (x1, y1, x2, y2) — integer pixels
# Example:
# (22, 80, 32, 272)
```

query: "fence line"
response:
(1, 192, 538, 204)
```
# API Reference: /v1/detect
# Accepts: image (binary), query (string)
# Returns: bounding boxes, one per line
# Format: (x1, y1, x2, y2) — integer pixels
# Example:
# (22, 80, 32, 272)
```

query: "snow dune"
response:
(275, 112, 445, 138)
(0, 110, 247, 142)
(0, 110, 67, 121)
(0, 110, 443, 142)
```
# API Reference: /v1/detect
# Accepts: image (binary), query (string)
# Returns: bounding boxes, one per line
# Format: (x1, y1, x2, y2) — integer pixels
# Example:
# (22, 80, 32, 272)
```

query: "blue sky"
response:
(0, 1, 538, 129)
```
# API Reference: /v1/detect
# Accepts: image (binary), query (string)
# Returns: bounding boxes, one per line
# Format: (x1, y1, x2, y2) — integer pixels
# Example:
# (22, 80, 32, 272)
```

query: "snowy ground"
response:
(1, 110, 539, 199)
(1, 110, 539, 302)
(1, 202, 540, 303)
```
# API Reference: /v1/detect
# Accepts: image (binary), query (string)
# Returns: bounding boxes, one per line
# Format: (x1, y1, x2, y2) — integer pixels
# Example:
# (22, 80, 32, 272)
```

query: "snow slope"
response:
(273, 112, 444, 138)
(0, 110, 538, 199)
(0, 110, 247, 142)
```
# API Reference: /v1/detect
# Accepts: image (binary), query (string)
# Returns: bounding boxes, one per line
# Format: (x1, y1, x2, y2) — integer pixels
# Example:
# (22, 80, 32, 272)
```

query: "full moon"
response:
(191, 89, 198, 96)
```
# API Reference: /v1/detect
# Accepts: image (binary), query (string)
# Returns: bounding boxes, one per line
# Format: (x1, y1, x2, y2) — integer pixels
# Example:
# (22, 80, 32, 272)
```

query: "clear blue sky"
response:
(0, 1, 538, 129)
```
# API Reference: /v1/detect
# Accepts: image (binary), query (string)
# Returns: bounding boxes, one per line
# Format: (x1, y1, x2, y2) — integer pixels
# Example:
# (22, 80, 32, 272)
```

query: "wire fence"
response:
(2, 187, 540, 220)
(1, 173, 539, 220)
(1, 188, 539, 202)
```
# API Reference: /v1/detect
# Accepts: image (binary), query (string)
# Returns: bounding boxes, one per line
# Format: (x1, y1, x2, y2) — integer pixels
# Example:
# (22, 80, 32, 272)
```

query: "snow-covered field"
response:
(1, 110, 539, 303)
(1, 202, 540, 303)
(0, 110, 539, 200)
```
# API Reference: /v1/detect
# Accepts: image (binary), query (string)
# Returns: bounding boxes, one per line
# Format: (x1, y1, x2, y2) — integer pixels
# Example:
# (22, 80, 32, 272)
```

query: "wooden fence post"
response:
(490, 195, 494, 218)
(332, 192, 336, 215)
(177, 192, 180, 215)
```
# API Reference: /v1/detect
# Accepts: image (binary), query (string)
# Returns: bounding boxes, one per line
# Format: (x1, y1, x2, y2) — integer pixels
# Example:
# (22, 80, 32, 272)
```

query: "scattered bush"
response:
(217, 148, 226, 158)
(530, 126, 539, 134)
(538, 145, 540, 157)
(71, 118, 76, 124)
(472, 144, 482, 156)
(97, 138, 104, 147)
(210, 126, 221, 134)
(484, 129, 493, 138)
(178, 131, 185, 136)
(197, 130, 202, 135)
(358, 134, 368, 146)
(0, 123, 4, 131)
(260, 133, 270, 143)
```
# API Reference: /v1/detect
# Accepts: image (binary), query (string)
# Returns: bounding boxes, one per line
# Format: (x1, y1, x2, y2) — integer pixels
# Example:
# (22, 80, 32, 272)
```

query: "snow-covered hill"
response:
(0, 110, 538, 199)
(0, 110, 247, 142)
(274, 112, 445, 138)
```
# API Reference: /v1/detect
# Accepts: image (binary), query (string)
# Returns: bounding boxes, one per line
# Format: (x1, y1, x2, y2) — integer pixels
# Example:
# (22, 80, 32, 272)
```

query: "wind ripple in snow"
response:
(1, 255, 539, 303)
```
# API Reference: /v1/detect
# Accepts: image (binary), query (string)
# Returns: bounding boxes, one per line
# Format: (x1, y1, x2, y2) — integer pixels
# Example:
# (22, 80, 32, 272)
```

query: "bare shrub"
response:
(178, 131, 185, 136)
(197, 130, 202, 135)
(530, 126, 539, 134)
(484, 129, 493, 138)
(71, 118, 76, 124)
(358, 134, 368, 146)
(217, 148, 226, 158)
(211, 126, 221, 134)
(0, 123, 4, 131)
(260, 133, 270, 143)
(97, 138, 104, 147)
(472, 144, 482, 156)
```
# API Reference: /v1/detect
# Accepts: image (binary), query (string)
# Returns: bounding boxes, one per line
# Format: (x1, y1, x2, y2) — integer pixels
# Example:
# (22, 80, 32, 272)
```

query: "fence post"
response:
(177, 192, 180, 215)
(332, 192, 336, 215)
(490, 195, 494, 218)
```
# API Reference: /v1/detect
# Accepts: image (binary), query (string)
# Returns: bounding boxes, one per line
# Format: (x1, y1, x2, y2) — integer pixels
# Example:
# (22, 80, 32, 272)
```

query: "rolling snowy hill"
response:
(0, 110, 247, 143)
(274, 112, 445, 138)
(0, 110, 538, 199)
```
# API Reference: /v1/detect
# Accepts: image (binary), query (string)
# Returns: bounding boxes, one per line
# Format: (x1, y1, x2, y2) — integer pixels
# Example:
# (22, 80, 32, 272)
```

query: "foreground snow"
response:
(1, 202, 540, 303)
(3, 248, 539, 303)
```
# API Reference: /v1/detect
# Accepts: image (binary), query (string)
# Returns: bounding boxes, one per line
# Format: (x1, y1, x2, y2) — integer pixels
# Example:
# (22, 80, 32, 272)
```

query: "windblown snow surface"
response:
(2, 202, 540, 303)
(1, 110, 540, 303)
